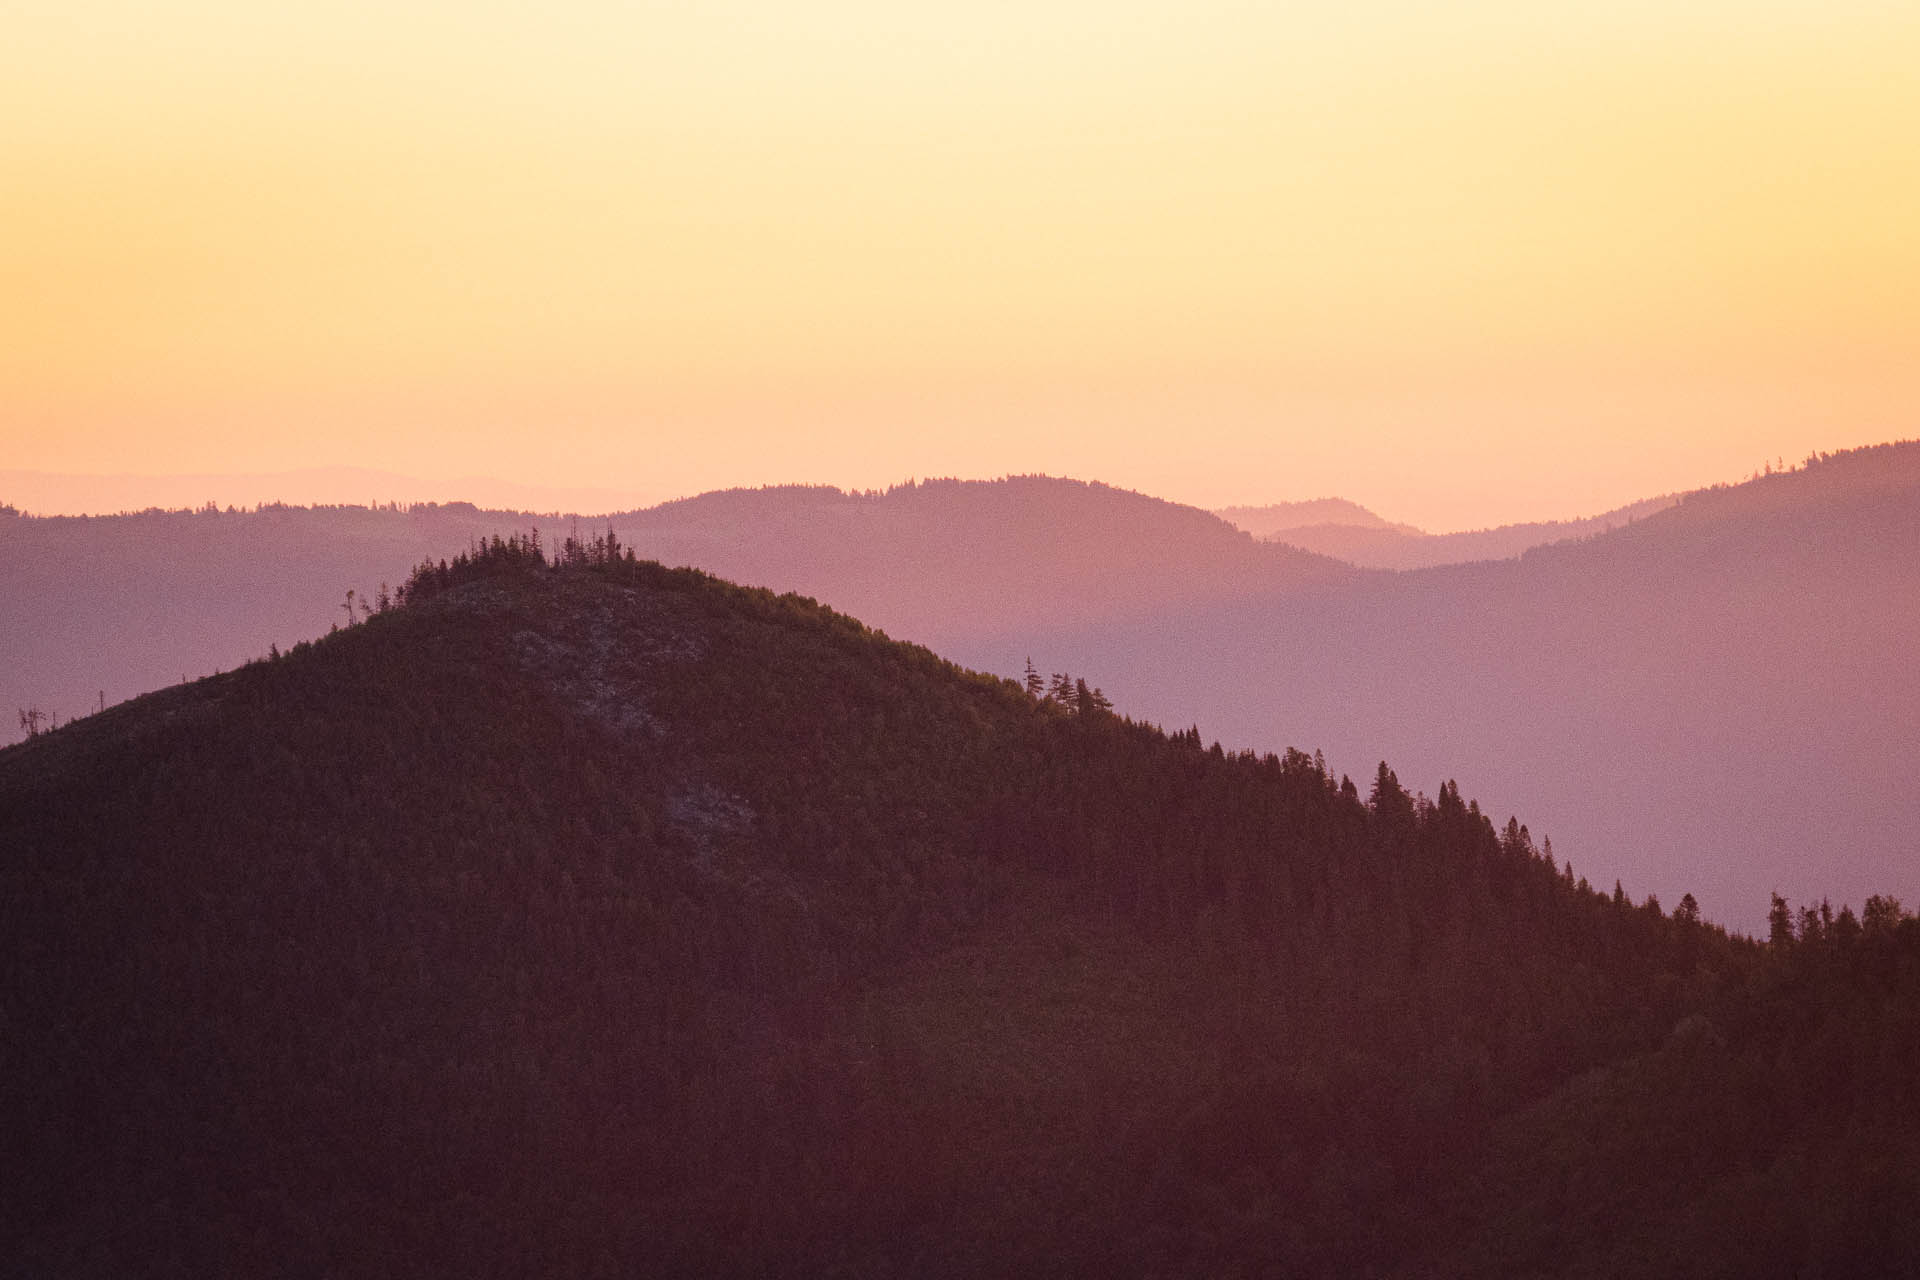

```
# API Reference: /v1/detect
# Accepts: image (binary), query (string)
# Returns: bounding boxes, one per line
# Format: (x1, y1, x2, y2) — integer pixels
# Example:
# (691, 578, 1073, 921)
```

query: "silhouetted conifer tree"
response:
(1798, 904, 1825, 947)
(1770, 893, 1796, 948)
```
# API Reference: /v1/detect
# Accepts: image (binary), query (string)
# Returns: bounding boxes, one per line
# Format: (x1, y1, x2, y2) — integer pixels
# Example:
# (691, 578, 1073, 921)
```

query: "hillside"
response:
(4, 543, 1917, 1276)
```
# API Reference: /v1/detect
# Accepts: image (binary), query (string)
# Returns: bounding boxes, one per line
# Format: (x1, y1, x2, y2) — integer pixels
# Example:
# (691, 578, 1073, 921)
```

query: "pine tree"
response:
(1062, 678, 1114, 718)
(1368, 762, 1402, 812)
(1769, 893, 1795, 948)
(1368, 762, 1414, 833)
(1797, 904, 1825, 947)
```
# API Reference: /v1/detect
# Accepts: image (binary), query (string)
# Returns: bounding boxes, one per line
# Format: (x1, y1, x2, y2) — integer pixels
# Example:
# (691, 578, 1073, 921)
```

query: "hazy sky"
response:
(5, 1, 1916, 530)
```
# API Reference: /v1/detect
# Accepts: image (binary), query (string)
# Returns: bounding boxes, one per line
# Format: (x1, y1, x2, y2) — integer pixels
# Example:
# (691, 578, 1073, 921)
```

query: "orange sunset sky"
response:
(4, 0, 1916, 530)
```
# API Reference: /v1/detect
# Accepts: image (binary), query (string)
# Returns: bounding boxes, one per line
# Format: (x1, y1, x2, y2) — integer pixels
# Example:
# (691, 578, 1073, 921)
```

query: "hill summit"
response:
(4, 536, 1918, 1276)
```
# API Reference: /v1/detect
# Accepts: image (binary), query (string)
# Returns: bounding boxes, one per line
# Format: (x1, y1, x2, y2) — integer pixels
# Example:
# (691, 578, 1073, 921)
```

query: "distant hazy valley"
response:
(1214, 492, 1684, 570)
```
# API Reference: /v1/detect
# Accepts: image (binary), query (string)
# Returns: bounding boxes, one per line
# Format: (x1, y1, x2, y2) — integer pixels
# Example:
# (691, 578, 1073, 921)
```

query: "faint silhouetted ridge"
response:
(1239, 493, 1682, 570)
(1216, 496, 1420, 538)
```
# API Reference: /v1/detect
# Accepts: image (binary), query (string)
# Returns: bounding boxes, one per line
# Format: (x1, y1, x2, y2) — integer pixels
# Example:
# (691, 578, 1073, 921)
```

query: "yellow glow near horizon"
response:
(4, 1, 1917, 529)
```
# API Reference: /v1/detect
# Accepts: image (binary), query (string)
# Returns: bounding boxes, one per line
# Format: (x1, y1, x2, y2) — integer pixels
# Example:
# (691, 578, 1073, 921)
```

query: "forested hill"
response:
(5, 542, 1917, 1277)
(613, 474, 1352, 637)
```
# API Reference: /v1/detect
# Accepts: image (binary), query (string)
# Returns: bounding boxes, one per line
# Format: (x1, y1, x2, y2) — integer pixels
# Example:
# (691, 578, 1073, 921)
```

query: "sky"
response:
(4, 1, 1917, 531)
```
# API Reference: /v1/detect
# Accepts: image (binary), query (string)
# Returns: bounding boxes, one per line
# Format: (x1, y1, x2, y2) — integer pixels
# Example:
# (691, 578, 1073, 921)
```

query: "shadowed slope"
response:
(4, 547, 1917, 1276)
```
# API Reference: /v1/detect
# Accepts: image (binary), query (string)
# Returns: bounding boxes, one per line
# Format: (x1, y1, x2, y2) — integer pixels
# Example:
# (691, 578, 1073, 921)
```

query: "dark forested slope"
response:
(4, 542, 1916, 1277)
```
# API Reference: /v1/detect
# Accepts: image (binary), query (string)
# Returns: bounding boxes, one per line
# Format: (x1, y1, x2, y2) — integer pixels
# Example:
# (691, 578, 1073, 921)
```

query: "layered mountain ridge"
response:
(1227, 492, 1683, 570)
(6, 443, 1919, 929)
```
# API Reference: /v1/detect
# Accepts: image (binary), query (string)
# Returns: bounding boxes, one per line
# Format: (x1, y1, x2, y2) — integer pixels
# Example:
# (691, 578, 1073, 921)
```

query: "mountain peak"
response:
(1214, 496, 1419, 538)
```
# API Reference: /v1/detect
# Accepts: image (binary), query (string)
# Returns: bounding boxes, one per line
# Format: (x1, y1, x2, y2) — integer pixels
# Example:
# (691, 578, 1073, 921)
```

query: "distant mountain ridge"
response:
(1214, 497, 1420, 538)
(0, 466, 653, 518)
(1216, 493, 1683, 569)
(611, 475, 1351, 641)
